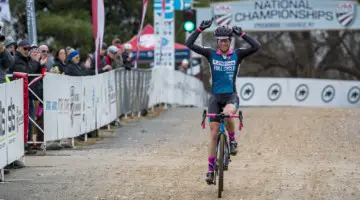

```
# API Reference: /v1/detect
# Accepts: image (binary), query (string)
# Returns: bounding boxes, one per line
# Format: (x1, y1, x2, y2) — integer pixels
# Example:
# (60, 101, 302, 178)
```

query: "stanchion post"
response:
(0, 168, 4, 182)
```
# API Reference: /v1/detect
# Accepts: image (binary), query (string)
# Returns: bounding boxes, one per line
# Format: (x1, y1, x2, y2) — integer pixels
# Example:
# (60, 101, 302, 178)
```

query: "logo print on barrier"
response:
(70, 86, 75, 127)
(7, 97, 15, 133)
(0, 100, 5, 137)
(240, 83, 254, 101)
(321, 85, 335, 103)
(336, 3, 356, 27)
(347, 86, 360, 104)
(267, 83, 281, 101)
(295, 84, 309, 102)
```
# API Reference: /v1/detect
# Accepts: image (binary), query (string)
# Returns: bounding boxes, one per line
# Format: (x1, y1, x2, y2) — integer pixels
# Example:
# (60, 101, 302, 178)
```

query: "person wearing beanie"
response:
(64, 48, 89, 76)
(103, 45, 122, 70)
(4, 37, 16, 57)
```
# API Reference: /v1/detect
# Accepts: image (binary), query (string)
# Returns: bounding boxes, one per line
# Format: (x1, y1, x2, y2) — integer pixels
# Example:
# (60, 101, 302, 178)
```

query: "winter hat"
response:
(108, 45, 118, 54)
(67, 47, 80, 61)
(4, 37, 16, 48)
(29, 44, 40, 54)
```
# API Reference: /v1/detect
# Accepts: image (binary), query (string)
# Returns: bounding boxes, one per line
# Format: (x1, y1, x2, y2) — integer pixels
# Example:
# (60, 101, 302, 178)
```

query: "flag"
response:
(134, 0, 149, 68)
(92, 0, 105, 74)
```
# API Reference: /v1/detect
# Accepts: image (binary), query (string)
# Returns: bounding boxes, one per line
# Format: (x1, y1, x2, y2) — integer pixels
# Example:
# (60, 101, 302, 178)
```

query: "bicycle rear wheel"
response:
(217, 133, 225, 198)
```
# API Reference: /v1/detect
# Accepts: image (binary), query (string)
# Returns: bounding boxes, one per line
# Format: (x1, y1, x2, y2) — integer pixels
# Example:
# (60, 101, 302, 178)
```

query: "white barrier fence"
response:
(43, 68, 208, 143)
(148, 67, 207, 108)
(43, 71, 117, 142)
(236, 77, 360, 108)
(0, 79, 24, 170)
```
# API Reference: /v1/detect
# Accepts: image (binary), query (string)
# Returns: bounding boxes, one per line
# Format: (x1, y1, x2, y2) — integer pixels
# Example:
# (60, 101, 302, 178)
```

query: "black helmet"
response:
(213, 26, 233, 39)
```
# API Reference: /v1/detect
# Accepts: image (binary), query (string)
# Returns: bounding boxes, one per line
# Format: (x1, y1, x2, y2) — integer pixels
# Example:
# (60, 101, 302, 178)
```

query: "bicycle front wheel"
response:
(217, 133, 225, 198)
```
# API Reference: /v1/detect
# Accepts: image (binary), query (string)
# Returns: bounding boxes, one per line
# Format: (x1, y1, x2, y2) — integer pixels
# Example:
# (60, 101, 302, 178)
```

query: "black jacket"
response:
(0, 49, 14, 83)
(10, 51, 31, 73)
(65, 61, 89, 76)
(53, 60, 67, 74)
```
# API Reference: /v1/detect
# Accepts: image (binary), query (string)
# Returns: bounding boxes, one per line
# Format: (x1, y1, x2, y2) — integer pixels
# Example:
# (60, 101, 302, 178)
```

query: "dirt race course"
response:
(1, 107, 360, 200)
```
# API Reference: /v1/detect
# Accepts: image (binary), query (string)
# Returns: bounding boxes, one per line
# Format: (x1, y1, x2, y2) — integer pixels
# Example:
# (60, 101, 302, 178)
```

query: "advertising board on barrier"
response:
(236, 77, 360, 108)
(6, 80, 25, 164)
(196, 0, 360, 31)
(44, 68, 207, 142)
(0, 83, 7, 169)
(44, 71, 118, 142)
(0, 79, 24, 169)
(96, 71, 117, 128)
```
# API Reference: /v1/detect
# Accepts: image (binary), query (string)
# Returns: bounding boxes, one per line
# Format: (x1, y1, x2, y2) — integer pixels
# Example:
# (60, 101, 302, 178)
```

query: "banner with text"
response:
(196, 0, 360, 31)
(154, 0, 175, 68)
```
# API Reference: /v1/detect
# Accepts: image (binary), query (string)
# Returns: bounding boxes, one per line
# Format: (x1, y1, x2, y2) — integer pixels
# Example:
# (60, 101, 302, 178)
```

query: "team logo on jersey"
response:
(213, 4, 233, 27)
(336, 3, 356, 27)
(212, 60, 235, 66)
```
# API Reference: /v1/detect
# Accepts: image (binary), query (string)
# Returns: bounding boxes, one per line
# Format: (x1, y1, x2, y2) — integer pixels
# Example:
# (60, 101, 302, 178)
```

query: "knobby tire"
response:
(218, 133, 225, 198)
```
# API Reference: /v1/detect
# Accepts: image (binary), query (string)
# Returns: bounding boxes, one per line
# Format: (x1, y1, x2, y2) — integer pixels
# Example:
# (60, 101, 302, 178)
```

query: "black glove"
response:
(199, 18, 214, 31)
(232, 26, 244, 36)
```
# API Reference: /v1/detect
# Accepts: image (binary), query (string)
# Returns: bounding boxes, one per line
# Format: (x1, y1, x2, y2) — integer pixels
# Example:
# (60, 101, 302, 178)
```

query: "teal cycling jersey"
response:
(210, 49, 238, 94)
(185, 29, 260, 94)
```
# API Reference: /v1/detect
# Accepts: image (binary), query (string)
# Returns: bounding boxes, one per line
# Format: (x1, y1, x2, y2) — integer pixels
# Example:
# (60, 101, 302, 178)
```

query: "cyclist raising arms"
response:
(185, 18, 261, 184)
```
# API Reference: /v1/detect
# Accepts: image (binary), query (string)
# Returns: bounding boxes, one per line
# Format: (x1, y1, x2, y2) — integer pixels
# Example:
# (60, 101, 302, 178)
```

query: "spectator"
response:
(122, 43, 133, 70)
(89, 43, 111, 74)
(4, 37, 16, 57)
(83, 53, 93, 69)
(178, 59, 189, 74)
(104, 45, 122, 70)
(28, 45, 46, 147)
(65, 48, 89, 76)
(51, 48, 67, 74)
(11, 40, 32, 73)
(112, 38, 124, 53)
(0, 36, 14, 84)
(39, 44, 54, 71)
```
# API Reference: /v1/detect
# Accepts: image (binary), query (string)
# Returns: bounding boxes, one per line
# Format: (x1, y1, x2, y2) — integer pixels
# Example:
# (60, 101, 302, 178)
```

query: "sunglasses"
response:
(23, 47, 30, 51)
(218, 39, 230, 44)
(41, 50, 48, 54)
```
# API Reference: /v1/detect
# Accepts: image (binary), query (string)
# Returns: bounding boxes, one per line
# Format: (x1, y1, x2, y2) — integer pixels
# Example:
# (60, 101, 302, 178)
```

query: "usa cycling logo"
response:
(213, 4, 232, 27)
(336, 2, 356, 27)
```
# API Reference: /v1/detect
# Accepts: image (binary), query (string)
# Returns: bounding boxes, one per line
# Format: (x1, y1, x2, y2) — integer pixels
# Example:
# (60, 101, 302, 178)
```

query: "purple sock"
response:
(208, 156, 216, 172)
(228, 132, 235, 142)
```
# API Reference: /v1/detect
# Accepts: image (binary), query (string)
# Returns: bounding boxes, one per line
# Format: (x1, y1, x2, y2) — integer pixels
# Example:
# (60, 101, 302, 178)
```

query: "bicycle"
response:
(201, 109, 244, 198)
